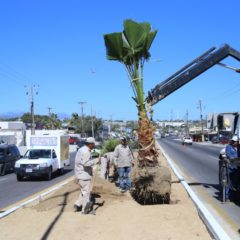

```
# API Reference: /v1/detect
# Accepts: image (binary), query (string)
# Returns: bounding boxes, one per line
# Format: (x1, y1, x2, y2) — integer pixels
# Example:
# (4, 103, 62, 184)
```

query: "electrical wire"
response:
(0, 61, 32, 86)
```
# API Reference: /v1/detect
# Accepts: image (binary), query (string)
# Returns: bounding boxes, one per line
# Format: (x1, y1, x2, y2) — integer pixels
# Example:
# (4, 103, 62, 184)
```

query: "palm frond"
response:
(123, 19, 148, 54)
(103, 32, 125, 61)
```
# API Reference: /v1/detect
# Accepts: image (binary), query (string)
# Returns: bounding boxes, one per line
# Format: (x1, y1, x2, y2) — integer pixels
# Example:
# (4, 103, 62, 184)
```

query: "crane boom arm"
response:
(147, 44, 240, 106)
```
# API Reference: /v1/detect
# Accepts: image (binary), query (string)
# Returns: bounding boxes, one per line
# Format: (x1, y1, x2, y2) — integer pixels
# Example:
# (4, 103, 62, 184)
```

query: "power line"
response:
(0, 70, 26, 86)
(0, 61, 33, 84)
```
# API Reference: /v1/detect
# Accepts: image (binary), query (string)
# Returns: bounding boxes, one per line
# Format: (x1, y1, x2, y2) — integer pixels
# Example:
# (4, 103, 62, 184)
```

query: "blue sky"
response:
(0, 0, 240, 121)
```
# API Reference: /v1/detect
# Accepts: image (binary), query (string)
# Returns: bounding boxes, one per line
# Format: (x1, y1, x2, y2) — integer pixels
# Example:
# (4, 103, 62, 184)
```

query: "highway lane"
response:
(0, 151, 76, 210)
(158, 137, 240, 238)
(159, 137, 221, 184)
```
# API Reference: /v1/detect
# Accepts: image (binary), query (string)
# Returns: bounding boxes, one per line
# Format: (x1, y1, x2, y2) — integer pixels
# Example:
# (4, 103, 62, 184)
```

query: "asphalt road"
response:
(0, 151, 76, 210)
(158, 137, 240, 238)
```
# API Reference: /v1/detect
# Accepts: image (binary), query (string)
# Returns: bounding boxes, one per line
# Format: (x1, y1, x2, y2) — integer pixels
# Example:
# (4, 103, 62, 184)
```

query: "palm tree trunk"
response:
(138, 109, 158, 167)
(131, 108, 171, 205)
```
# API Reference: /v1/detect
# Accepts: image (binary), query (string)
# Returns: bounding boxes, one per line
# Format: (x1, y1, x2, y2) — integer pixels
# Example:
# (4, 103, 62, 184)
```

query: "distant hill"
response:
(56, 113, 71, 120)
(0, 111, 24, 119)
(0, 111, 71, 120)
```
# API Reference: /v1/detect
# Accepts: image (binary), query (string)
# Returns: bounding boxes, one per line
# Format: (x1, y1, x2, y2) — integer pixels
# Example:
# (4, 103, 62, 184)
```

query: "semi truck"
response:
(15, 133, 70, 181)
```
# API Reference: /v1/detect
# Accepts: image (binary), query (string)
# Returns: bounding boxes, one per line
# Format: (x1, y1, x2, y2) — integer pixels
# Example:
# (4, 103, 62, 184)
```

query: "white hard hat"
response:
(86, 137, 95, 144)
(231, 135, 238, 142)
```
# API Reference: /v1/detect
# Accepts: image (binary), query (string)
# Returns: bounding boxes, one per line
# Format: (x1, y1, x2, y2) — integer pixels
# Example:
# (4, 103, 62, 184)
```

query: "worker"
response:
(100, 151, 114, 180)
(225, 135, 239, 201)
(113, 136, 134, 193)
(74, 137, 96, 214)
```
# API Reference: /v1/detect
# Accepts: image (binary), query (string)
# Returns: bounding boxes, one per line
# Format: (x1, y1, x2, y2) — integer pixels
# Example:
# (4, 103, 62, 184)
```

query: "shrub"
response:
(101, 138, 119, 155)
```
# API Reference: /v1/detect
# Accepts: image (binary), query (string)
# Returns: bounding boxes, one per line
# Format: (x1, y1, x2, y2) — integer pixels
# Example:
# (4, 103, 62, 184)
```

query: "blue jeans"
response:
(117, 167, 132, 190)
(226, 167, 238, 200)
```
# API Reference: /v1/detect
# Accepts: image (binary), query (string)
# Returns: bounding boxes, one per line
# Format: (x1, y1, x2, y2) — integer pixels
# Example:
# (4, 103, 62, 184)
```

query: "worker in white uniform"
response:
(100, 151, 114, 179)
(74, 137, 96, 214)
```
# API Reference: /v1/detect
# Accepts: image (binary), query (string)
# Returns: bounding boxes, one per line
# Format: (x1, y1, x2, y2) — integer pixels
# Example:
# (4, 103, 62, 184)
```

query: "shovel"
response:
(83, 164, 99, 215)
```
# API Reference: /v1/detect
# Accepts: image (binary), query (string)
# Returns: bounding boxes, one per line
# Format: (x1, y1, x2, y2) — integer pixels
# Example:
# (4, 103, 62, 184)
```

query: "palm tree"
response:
(104, 19, 171, 204)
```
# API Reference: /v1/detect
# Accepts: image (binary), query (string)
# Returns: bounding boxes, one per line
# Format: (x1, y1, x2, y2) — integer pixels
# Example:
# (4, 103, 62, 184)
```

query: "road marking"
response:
(0, 175, 75, 218)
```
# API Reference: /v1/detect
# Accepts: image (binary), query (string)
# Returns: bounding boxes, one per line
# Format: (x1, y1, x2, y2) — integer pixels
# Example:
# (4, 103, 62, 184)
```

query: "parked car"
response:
(182, 136, 193, 145)
(0, 144, 21, 176)
(68, 136, 80, 145)
(211, 136, 220, 144)
(211, 136, 230, 144)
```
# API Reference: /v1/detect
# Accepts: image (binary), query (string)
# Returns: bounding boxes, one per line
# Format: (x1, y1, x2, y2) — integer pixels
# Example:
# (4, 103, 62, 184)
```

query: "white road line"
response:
(0, 178, 7, 182)
(207, 154, 218, 160)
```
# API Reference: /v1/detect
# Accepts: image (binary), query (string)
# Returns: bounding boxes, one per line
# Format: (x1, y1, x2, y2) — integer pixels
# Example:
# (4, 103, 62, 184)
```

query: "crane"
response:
(147, 44, 240, 106)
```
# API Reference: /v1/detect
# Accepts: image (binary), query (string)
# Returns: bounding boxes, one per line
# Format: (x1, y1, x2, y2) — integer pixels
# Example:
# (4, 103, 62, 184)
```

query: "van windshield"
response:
(24, 149, 51, 159)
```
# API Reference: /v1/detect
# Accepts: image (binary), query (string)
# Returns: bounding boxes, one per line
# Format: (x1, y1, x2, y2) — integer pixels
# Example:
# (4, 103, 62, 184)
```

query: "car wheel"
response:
(46, 167, 52, 181)
(16, 174, 23, 181)
(58, 168, 64, 175)
(0, 163, 6, 176)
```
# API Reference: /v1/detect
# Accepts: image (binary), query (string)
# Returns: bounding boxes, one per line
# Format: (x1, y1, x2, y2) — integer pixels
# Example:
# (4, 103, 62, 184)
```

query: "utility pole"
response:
(91, 106, 94, 138)
(197, 99, 204, 142)
(185, 109, 189, 136)
(25, 85, 39, 135)
(109, 114, 112, 135)
(48, 107, 53, 129)
(78, 101, 87, 138)
(48, 107, 52, 116)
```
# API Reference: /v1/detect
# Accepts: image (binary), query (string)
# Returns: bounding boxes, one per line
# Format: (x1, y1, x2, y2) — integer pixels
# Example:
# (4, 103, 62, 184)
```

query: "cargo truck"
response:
(15, 133, 70, 181)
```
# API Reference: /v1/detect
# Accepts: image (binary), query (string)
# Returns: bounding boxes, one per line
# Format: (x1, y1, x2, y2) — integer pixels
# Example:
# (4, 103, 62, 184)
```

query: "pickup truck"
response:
(15, 134, 69, 181)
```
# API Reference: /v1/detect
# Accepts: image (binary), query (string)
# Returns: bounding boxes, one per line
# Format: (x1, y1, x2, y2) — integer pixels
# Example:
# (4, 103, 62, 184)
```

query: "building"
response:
(0, 121, 26, 146)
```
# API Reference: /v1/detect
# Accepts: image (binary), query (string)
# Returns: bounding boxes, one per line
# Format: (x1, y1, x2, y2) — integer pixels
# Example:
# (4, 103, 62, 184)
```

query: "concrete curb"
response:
(0, 176, 74, 219)
(158, 143, 231, 240)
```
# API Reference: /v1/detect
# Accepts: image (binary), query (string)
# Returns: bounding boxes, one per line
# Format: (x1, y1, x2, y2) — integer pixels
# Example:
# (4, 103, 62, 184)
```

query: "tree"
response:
(21, 113, 61, 130)
(104, 19, 171, 204)
(67, 113, 103, 138)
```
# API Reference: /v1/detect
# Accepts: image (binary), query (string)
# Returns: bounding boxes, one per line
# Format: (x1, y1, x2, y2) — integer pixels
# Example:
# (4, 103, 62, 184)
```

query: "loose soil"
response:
(0, 149, 212, 240)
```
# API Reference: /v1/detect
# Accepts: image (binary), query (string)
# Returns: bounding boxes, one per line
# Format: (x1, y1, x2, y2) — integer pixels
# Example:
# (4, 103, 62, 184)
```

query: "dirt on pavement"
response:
(0, 150, 212, 240)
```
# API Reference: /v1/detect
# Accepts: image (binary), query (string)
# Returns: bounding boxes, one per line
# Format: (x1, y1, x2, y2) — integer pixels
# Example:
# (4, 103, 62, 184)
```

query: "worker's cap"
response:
(86, 137, 95, 144)
(231, 135, 239, 142)
(120, 136, 126, 141)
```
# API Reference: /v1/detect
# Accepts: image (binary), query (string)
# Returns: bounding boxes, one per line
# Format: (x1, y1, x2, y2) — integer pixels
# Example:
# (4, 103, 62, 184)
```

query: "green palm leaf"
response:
(142, 30, 157, 59)
(145, 30, 157, 51)
(123, 19, 148, 54)
(104, 32, 125, 61)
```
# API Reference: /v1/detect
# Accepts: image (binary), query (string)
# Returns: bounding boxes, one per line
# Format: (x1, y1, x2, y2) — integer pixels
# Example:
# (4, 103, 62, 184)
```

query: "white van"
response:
(15, 133, 69, 181)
